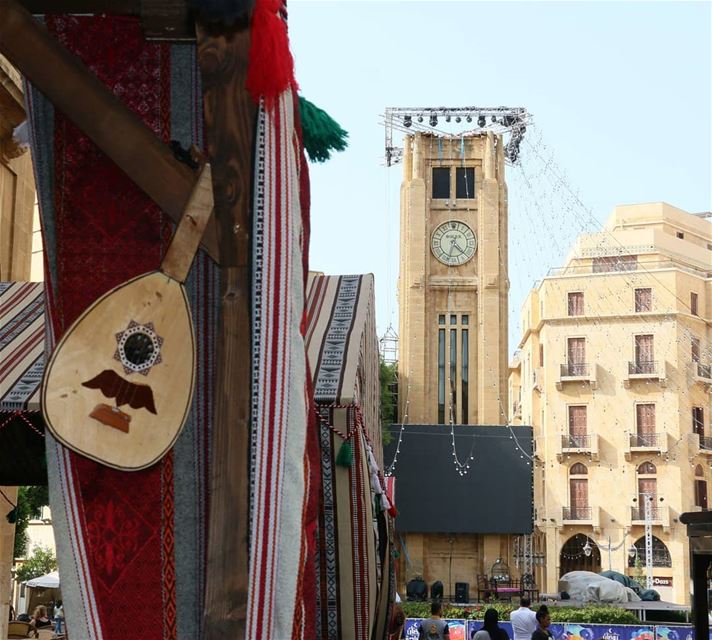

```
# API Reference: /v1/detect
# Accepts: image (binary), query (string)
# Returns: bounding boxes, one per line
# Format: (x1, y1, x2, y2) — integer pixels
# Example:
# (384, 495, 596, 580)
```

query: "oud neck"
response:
(161, 164, 215, 283)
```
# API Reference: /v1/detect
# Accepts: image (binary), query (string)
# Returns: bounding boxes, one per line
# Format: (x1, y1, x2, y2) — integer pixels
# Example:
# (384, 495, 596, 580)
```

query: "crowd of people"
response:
(389, 597, 553, 640)
(8, 601, 65, 637)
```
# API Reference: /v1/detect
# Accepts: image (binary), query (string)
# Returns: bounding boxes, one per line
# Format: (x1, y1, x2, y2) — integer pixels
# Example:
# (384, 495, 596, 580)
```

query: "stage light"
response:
(429, 115, 438, 127)
(403, 115, 412, 128)
(466, 115, 472, 123)
(455, 116, 461, 123)
(445, 115, 451, 123)
(491, 116, 497, 123)
(417, 115, 423, 123)
(477, 115, 486, 128)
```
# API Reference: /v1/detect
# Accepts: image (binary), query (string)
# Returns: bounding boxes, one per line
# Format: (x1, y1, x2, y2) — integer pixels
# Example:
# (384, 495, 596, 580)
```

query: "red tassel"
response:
(246, 0, 298, 108)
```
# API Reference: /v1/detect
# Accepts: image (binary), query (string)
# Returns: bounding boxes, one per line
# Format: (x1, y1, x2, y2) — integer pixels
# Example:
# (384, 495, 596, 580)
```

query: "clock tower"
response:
(398, 131, 509, 425)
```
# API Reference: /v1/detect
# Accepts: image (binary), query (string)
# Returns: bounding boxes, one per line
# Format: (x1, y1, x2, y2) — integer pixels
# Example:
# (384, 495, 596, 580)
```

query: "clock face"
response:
(431, 221, 477, 266)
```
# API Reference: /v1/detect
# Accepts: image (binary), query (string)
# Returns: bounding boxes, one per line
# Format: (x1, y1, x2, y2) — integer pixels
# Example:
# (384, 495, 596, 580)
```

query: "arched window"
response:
(634, 461, 658, 519)
(569, 463, 589, 519)
(628, 536, 671, 567)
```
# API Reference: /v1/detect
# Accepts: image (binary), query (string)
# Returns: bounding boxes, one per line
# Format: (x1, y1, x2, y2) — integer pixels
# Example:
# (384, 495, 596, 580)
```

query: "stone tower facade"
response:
(398, 131, 509, 425)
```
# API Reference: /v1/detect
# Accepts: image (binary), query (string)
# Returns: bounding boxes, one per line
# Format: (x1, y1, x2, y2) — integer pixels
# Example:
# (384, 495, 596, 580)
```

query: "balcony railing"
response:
(696, 363, 712, 380)
(629, 433, 662, 448)
(631, 506, 661, 521)
(700, 436, 712, 451)
(628, 360, 658, 375)
(562, 434, 591, 449)
(560, 363, 589, 377)
(563, 506, 591, 521)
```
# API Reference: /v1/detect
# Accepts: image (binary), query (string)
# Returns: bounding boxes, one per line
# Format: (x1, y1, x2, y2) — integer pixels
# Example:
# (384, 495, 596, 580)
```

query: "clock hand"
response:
(453, 241, 466, 254)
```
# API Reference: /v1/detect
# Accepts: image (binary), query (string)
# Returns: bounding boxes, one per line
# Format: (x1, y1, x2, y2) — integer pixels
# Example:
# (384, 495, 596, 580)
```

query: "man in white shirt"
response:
(510, 597, 538, 640)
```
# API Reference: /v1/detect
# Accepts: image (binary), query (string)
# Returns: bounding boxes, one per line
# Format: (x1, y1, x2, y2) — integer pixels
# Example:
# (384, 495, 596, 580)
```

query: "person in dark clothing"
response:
(531, 606, 553, 640)
(418, 601, 450, 640)
(472, 608, 510, 640)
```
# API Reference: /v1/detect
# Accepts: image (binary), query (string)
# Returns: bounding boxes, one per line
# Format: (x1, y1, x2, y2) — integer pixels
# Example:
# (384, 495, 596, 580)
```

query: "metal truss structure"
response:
(383, 105, 532, 167)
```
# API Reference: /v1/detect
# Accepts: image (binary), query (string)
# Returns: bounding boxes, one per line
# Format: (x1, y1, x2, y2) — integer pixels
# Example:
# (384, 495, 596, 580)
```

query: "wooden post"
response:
(197, 18, 255, 640)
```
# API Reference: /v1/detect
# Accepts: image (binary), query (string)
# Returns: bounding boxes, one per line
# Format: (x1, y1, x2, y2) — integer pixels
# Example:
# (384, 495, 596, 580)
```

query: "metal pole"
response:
(644, 494, 653, 590)
(608, 536, 612, 571)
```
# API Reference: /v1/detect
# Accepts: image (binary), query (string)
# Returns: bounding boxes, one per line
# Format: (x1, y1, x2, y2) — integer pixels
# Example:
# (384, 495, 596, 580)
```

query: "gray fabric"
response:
(169, 42, 217, 640)
(23, 79, 57, 294)
(26, 79, 95, 638)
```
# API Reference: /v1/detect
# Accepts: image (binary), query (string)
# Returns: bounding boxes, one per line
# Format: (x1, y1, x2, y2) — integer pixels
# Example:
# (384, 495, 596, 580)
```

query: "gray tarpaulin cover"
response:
(561, 571, 642, 603)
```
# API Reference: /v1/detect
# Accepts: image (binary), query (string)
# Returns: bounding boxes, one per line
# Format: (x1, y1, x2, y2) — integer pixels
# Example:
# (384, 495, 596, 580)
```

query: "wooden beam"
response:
(16, 0, 196, 41)
(0, 0, 217, 258)
(197, 17, 255, 640)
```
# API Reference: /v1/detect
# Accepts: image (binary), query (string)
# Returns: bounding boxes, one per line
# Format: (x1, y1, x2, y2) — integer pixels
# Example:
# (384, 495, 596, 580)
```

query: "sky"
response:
(289, 1, 712, 356)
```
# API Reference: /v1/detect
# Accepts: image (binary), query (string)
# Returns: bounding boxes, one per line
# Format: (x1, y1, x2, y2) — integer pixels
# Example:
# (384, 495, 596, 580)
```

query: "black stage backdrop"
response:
(383, 424, 533, 534)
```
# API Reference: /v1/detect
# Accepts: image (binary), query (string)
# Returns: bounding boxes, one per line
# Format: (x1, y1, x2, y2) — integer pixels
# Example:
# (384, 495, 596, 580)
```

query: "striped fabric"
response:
(27, 19, 216, 640)
(305, 273, 393, 640)
(0, 282, 44, 411)
(248, 90, 309, 640)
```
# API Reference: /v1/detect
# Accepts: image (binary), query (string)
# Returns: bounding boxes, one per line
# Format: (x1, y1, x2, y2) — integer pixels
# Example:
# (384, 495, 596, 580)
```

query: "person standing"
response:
(531, 606, 553, 640)
(472, 608, 509, 640)
(510, 597, 538, 640)
(418, 602, 450, 640)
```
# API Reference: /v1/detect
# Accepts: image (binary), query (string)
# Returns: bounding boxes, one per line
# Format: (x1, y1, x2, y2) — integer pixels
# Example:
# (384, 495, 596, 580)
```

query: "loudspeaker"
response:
(454, 581, 469, 603)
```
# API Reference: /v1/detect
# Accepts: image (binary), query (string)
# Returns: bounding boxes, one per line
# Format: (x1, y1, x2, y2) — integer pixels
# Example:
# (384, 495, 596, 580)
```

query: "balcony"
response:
(624, 360, 666, 388)
(557, 434, 600, 461)
(562, 505, 601, 530)
(624, 432, 667, 460)
(699, 435, 712, 454)
(630, 504, 670, 530)
(693, 362, 712, 388)
(556, 363, 597, 390)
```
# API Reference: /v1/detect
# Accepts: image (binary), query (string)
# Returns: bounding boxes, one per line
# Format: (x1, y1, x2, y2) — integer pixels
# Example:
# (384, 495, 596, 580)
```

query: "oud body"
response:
(42, 165, 213, 470)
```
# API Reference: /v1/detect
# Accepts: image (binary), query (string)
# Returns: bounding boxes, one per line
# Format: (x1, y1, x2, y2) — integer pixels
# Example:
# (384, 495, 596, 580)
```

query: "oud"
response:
(41, 165, 213, 471)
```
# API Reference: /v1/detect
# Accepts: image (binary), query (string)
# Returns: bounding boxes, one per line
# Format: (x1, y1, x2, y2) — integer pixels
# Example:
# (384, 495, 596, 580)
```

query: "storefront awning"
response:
(0, 282, 44, 412)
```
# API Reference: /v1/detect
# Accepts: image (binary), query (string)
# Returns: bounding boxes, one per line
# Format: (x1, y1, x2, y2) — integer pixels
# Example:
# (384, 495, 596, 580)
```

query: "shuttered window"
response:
(635, 288, 652, 312)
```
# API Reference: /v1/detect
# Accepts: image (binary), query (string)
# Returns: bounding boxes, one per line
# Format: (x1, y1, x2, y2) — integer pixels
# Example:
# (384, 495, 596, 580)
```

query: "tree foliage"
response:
(379, 358, 398, 445)
(13, 485, 50, 559)
(15, 545, 57, 583)
(401, 601, 640, 624)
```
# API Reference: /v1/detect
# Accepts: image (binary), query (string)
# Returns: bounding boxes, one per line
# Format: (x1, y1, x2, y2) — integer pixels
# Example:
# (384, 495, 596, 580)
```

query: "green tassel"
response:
(335, 440, 354, 467)
(6, 507, 17, 524)
(298, 96, 349, 163)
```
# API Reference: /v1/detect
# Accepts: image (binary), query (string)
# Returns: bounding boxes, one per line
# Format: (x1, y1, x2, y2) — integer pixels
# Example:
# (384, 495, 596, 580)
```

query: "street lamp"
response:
(628, 544, 637, 559)
(583, 540, 593, 557)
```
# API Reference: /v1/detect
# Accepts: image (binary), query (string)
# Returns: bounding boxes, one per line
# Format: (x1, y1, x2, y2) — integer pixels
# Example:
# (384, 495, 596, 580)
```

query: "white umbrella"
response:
(25, 571, 59, 589)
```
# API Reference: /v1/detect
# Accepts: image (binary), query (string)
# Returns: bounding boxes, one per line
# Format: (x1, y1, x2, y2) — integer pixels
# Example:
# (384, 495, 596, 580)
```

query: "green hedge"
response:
(401, 602, 640, 625)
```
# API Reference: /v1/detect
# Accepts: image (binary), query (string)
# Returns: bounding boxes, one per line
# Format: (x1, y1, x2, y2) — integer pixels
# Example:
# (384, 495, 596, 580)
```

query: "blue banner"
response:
(405, 621, 664, 640)
(655, 626, 694, 640)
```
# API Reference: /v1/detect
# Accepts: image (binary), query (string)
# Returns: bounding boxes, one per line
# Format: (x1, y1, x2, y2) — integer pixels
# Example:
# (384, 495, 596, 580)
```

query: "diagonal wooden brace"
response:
(0, 0, 220, 262)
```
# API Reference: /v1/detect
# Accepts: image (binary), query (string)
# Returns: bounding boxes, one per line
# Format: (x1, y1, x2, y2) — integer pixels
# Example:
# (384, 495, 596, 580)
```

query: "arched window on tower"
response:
(568, 463, 589, 520)
(628, 535, 671, 567)
(695, 464, 708, 510)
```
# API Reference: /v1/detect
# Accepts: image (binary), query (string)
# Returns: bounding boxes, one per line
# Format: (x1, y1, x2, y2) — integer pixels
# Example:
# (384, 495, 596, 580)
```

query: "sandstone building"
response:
(510, 203, 712, 604)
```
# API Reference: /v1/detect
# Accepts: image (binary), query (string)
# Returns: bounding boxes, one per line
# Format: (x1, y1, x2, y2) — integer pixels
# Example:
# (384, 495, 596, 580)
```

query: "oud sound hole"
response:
(123, 332, 155, 366)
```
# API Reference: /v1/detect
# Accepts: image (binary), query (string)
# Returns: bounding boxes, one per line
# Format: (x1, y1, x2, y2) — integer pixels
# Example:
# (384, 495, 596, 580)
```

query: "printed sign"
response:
(651, 577, 673, 587)
(655, 627, 693, 640)
(408, 620, 661, 640)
